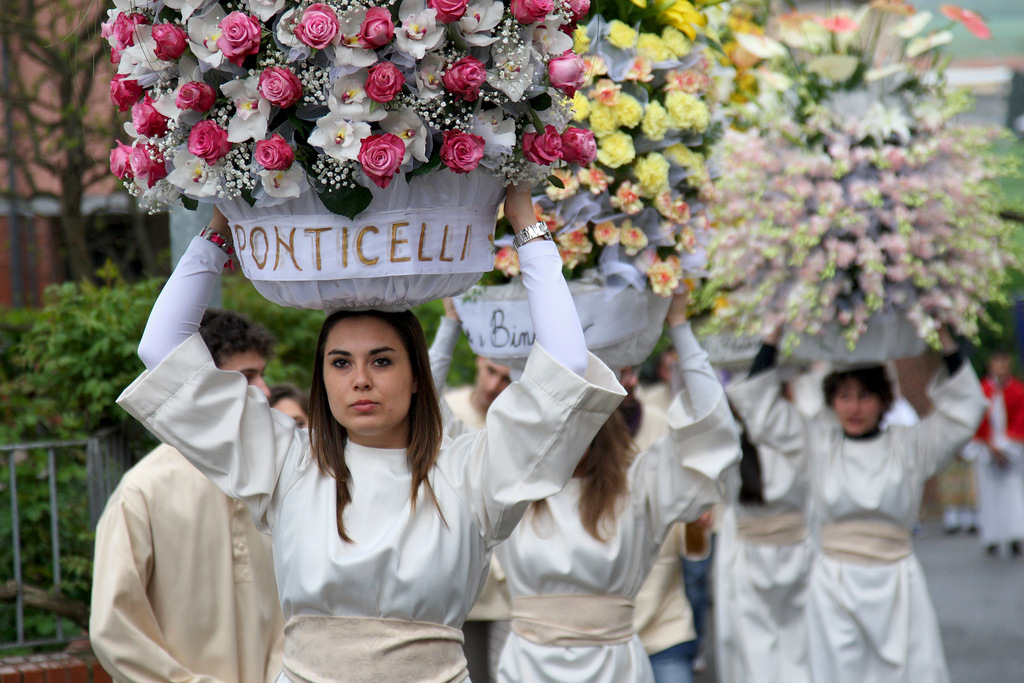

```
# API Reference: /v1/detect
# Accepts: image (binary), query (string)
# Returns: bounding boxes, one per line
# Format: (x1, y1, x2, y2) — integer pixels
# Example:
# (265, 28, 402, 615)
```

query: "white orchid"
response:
(395, 0, 445, 59)
(328, 70, 387, 122)
(381, 110, 429, 164)
(530, 21, 574, 57)
(246, 0, 285, 22)
(471, 108, 516, 167)
(332, 9, 379, 68)
(163, 0, 212, 22)
(459, 0, 504, 47)
(487, 46, 536, 102)
(308, 112, 372, 161)
(274, 8, 311, 61)
(166, 149, 221, 198)
(187, 5, 228, 71)
(258, 165, 308, 203)
(222, 76, 270, 142)
(414, 55, 446, 99)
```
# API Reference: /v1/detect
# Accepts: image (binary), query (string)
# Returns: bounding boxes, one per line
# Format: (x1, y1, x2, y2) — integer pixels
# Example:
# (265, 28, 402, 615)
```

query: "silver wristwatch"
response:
(512, 221, 553, 251)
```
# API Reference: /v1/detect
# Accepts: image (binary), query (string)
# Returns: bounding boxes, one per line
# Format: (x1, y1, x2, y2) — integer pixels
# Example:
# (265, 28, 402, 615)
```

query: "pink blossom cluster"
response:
(704, 126, 1017, 350)
(104, 0, 593, 210)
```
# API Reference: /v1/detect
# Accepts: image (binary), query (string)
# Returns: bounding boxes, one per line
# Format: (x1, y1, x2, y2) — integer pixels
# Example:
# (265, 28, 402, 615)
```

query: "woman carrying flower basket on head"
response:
(116, 186, 625, 683)
(430, 290, 739, 683)
(725, 325, 986, 683)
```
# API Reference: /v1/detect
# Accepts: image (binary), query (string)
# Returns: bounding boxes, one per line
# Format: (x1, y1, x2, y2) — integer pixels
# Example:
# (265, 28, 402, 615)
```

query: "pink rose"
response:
(547, 51, 586, 96)
(560, 127, 596, 164)
(294, 3, 340, 50)
(259, 67, 304, 108)
(176, 81, 217, 112)
(110, 74, 143, 112)
(110, 142, 134, 180)
(440, 131, 485, 173)
(131, 95, 169, 138)
(522, 125, 562, 165)
(365, 62, 405, 103)
(188, 120, 232, 164)
(217, 12, 262, 67)
(429, 0, 471, 23)
(358, 133, 406, 188)
(151, 23, 188, 61)
(106, 12, 148, 51)
(566, 0, 590, 22)
(254, 134, 295, 170)
(358, 8, 395, 49)
(128, 145, 168, 187)
(442, 56, 487, 101)
(511, 0, 553, 24)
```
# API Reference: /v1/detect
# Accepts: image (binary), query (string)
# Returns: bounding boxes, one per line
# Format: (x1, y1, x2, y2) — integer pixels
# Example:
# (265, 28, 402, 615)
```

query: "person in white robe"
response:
(429, 292, 739, 683)
(726, 327, 986, 683)
(116, 188, 625, 683)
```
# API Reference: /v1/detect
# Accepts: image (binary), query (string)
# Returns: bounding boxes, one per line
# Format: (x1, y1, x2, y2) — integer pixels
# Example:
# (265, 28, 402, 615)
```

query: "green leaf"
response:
(547, 174, 565, 189)
(409, 153, 443, 178)
(181, 196, 198, 211)
(240, 185, 257, 207)
(318, 183, 374, 218)
(530, 93, 553, 111)
(530, 109, 546, 134)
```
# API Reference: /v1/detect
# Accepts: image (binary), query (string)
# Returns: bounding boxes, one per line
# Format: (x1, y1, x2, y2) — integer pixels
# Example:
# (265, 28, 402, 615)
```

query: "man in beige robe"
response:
(90, 309, 286, 683)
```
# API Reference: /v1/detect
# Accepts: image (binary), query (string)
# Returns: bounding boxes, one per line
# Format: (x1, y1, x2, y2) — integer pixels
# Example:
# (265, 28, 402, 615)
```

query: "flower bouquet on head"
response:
(104, 0, 595, 309)
(697, 0, 1020, 363)
(454, 0, 722, 368)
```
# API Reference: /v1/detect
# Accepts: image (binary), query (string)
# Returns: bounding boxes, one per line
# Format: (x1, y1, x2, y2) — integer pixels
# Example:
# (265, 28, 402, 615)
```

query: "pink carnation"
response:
(110, 74, 143, 112)
(258, 67, 304, 108)
(151, 23, 188, 61)
(254, 134, 295, 170)
(358, 133, 406, 188)
(440, 131, 485, 173)
(523, 125, 562, 165)
(358, 7, 395, 49)
(217, 12, 262, 67)
(188, 120, 232, 164)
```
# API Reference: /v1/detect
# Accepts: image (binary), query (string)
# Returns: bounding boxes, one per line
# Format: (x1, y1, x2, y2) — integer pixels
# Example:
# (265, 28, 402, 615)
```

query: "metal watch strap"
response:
(512, 221, 552, 251)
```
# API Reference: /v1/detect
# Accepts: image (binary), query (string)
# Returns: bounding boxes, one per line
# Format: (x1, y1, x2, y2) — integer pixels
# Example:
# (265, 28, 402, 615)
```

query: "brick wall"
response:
(0, 653, 110, 683)
(0, 215, 61, 308)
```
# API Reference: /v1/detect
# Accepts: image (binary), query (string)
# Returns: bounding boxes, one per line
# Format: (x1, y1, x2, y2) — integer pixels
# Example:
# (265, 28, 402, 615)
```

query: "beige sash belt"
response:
(735, 512, 809, 546)
(821, 520, 912, 566)
(511, 594, 636, 647)
(281, 615, 468, 683)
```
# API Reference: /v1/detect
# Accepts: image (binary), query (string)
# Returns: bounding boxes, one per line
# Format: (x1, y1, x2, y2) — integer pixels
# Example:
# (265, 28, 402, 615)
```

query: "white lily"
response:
(222, 76, 270, 142)
(166, 149, 221, 198)
(459, 0, 504, 47)
(806, 54, 860, 81)
(855, 101, 912, 146)
(735, 33, 787, 60)
(865, 63, 907, 82)
(906, 30, 953, 58)
(395, 0, 446, 59)
(307, 112, 372, 161)
(381, 110, 429, 164)
(894, 10, 933, 39)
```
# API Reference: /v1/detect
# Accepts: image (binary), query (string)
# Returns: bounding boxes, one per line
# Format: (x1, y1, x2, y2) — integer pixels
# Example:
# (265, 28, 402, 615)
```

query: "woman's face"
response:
(322, 316, 417, 449)
(830, 377, 884, 437)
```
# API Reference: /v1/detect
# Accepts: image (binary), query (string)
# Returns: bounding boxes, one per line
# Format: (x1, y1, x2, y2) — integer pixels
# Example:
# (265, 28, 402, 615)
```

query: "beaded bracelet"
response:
(199, 226, 236, 271)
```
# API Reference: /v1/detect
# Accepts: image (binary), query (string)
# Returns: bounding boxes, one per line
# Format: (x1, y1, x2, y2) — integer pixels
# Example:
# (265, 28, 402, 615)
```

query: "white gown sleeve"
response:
(517, 240, 588, 376)
(726, 365, 813, 459)
(900, 362, 988, 479)
(138, 237, 226, 370)
(428, 316, 475, 440)
(629, 323, 740, 546)
(118, 335, 306, 532)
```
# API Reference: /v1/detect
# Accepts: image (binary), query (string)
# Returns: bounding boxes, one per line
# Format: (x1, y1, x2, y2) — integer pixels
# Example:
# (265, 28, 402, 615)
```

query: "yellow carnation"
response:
(607, 20, 638, 49)
(597, 132, 636, 169)
(665, 143, 703, 172)
(587, 103, 619, 137)
(665, 91, 710, 132)
(571, 92, 591, 121)
(573, 25, 590, 54)
(661, 27, 692, 58)
(615, 94, 644, 128)
(637, 33, 672, 63)
(642, 101, 671, 141)
(634, 153, 671, 196)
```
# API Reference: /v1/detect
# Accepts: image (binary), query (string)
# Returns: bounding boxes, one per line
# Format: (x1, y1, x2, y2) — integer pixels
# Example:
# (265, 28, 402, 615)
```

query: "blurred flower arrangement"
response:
(478, 0, 720, 297)
(697, 1, 1019, 353)
(104, 0, 594, 217)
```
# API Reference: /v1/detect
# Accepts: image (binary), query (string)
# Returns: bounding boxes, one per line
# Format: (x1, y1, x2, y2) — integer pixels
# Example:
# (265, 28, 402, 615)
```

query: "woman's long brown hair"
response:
(308, 309, 444, 542)
(532, 410, 636, 541)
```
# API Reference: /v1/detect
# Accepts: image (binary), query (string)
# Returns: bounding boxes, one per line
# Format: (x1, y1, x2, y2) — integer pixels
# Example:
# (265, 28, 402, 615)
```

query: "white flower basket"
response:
(788, 311, 928, 365)
(454, 270, 672, 370)
(218, 169, 504, 311)
(691, 319, 762, 371)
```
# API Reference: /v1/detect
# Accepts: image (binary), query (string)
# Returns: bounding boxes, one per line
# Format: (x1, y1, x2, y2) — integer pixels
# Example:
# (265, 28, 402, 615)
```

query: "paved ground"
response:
(694, 521, 1024, 683)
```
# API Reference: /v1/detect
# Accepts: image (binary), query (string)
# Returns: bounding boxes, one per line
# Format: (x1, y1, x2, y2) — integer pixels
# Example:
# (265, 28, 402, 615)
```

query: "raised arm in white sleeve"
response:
(138, 237, 225, 371)
(517, 239, 588, 376)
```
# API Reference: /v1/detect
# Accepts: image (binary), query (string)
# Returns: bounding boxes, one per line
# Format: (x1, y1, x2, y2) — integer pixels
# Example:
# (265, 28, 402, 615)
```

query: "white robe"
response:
(726, 362, 986, 683)
(964, 390, 1024, 546)
(117, 333, 624, 682)
(493, 324, 740, 683)
(714, 441, 813, 683)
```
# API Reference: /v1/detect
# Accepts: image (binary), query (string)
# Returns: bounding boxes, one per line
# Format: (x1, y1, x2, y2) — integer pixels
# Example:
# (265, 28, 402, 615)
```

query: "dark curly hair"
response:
(199, 309, 275, 366)
(822, 366, 894, 414)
